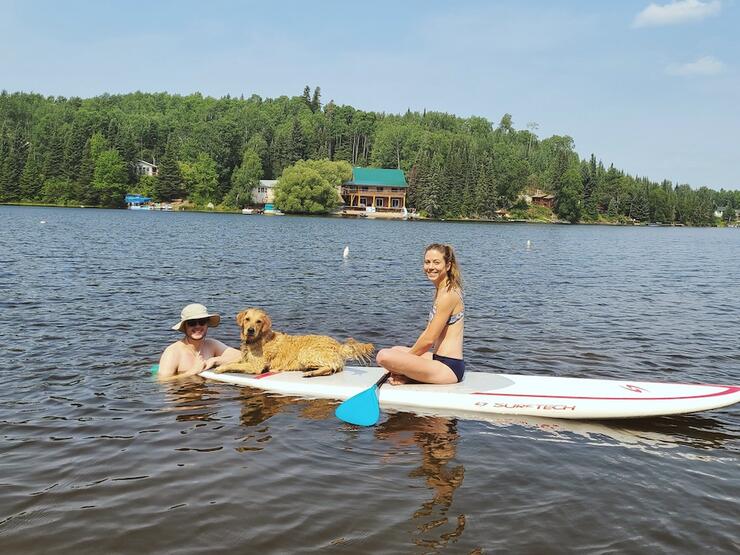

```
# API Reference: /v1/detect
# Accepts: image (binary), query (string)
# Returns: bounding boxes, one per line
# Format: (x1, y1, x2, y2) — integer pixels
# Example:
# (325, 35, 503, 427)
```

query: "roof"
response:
(125, 194, 151, 203)
(349, 167, 407, 188)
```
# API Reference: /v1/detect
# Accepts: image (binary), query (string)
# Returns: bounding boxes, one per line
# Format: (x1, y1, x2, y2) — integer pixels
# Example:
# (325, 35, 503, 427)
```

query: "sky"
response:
(1, 0, 738, 189)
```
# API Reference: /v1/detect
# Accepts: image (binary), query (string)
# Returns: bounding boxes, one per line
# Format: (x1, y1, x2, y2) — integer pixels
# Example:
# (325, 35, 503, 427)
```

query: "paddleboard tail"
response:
(341, 338, 375, 364)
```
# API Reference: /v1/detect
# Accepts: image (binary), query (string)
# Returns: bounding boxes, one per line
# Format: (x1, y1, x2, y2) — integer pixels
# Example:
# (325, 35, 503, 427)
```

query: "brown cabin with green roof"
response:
(341, 167, 407, 213)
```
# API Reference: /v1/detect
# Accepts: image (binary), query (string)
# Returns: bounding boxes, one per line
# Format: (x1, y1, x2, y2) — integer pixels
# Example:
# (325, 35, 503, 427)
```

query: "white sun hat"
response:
(172, 303, 221, 331)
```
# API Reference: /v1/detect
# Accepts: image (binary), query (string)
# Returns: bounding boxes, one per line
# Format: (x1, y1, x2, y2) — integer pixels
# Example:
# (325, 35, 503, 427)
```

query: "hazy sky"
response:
(2, 0, 738, 189)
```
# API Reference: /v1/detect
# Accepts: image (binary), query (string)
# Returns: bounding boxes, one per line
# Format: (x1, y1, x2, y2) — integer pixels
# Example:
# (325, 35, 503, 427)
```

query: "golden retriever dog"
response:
(214, 307, 374, 377)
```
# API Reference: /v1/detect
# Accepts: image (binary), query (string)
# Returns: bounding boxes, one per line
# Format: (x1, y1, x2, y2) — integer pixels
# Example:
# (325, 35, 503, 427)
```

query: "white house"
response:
(135, 160, 158, 177)
(252, 180, 278, 205)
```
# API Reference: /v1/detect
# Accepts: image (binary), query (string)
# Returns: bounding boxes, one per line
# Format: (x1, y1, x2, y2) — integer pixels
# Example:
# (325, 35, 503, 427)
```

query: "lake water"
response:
(1, 205, 738, 554)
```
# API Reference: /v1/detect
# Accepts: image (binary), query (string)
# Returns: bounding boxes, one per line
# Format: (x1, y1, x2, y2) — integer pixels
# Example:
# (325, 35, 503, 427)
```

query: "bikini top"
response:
(428, 289, 464, 325)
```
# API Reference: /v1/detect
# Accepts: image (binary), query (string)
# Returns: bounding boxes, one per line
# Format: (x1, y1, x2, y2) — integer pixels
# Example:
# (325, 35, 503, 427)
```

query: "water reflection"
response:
(468, 410, 739, 456)
(237, 390, 336, 428)
(375, 413, 469, 551)
(161, 377, 220, 422)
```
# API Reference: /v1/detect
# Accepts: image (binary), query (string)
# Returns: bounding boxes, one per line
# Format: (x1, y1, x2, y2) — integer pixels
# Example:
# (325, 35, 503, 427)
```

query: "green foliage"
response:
(274, 159, 351, 214)
(153, 141, 183, 201)
(509, 204, 553, 221)
(179, 153, 219, 206)
(0, 89, 736, 223)
(136, 174, 156, 197)
(92, 149, 127, 207)
(555, 166, 583, 223)
(224, 148, 263, 208)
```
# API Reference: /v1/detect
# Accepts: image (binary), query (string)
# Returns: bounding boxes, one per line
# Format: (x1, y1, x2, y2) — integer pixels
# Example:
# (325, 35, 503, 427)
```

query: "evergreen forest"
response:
(1, 87, 738, 225)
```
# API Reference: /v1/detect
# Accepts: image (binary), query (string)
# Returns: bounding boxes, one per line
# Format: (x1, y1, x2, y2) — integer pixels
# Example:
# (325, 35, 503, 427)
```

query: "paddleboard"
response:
(199, 366, 740, 420)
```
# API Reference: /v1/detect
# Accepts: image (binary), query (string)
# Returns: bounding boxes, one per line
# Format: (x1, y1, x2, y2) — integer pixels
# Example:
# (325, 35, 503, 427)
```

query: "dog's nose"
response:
(247, 328, 256, 335)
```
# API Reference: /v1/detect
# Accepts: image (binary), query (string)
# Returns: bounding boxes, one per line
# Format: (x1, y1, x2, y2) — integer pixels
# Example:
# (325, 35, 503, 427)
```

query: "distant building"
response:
(252, 179, 278, 206)
(135, 160, 158, 177)
(340, 167, 407, 213)
(531, 191, 555, 209)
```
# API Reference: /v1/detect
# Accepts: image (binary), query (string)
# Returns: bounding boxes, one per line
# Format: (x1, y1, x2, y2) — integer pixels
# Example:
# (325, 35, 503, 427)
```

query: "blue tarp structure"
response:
(125, 194, 152, 204)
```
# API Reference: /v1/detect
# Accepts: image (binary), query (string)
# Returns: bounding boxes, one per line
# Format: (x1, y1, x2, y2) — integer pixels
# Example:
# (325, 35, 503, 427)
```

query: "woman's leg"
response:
(376, 348, 457, 385)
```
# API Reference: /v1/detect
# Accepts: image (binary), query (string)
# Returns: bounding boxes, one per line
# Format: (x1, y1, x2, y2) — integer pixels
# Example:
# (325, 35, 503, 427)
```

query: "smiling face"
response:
(423, 247, 450, 285)
(184, 318, 209, 341)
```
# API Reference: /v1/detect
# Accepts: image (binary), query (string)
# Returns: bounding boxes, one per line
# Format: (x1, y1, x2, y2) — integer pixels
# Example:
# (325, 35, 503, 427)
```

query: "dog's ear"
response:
(261, 312, 272, 332)
(236, 309, 248, 328)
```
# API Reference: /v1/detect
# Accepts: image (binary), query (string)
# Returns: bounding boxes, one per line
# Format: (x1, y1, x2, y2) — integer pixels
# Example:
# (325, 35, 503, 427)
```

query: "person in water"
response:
(157, 303, 241, 382)
(376, 243, 465, 385)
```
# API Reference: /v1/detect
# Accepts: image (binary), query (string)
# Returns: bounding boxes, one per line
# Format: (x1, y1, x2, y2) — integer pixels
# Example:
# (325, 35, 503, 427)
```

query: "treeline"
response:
(1, 88, 738, 224)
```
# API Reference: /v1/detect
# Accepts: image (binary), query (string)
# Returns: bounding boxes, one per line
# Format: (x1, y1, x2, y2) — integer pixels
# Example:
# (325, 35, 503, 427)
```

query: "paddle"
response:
(335, 372, 391, 426)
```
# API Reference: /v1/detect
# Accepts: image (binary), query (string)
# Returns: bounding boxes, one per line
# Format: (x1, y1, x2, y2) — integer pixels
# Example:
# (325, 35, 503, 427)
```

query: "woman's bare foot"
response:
(388, 373, 411, 385)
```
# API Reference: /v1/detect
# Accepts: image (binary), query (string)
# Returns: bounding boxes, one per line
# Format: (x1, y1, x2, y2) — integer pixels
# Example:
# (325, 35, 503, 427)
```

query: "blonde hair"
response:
(425, 243, 463, 292)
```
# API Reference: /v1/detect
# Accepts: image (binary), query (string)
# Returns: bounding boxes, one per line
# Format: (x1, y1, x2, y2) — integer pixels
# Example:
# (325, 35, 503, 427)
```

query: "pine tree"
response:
(310, 86, 321, 113)
(64, 122, 88, 181)
(77, 137, 96, 204)
(42, 131, 66, 181)
(290, 119, 306, 163)
(20, 144, 43, 200)
(154, 141, 183, 201)
(0, 129, 26, 201)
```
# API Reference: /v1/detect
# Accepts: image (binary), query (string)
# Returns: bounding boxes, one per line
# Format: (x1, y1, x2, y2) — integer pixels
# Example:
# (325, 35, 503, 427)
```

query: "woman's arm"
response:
(408, 292, 458, 356)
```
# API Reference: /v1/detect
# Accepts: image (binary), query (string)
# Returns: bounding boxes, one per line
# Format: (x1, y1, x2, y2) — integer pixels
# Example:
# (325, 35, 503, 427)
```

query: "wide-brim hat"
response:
(172, 303, 221, 331)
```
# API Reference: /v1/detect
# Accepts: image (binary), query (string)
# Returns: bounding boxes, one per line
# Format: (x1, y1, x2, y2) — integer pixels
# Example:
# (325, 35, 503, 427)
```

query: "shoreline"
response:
(1, 202, 728, 227)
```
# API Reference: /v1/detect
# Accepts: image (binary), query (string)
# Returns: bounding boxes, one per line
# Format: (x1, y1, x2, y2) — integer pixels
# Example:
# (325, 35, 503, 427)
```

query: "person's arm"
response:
(157, 343, 205, 382)
(408, 292, 457, 356)
(202, 341, 242, 371)
(157, 345, 180, 381)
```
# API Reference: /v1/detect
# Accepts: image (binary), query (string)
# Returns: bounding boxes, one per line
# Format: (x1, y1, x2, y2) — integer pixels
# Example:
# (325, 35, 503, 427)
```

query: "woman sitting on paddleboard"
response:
(377, 243, 464, 385)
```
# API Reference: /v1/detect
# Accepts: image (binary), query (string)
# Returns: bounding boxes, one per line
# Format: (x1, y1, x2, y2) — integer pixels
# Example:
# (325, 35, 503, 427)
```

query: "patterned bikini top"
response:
(428, 289, 464, 325)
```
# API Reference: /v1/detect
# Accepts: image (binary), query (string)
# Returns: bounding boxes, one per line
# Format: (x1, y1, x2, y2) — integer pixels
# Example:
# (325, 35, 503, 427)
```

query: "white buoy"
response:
(40, 220, 46, 224)
(526, 240, 531, 248)
(343, 245, 350, 258)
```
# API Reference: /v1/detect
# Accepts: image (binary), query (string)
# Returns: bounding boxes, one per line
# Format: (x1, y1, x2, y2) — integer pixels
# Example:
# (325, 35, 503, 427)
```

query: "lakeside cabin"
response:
(340, 167, 408, 217)
(531, 191, 555, 209)
(134, 160, 158, 177)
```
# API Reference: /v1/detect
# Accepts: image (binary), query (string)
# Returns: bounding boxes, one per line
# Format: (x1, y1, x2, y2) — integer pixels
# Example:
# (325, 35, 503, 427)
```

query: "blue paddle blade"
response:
(335, 385, 381, 426)
(150, 364, 159, 375)
(335, 373, 390, 427)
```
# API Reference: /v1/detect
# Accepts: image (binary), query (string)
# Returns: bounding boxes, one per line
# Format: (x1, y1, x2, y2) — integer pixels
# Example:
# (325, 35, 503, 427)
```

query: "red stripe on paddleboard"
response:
(255, 372, 277, 379)
(472, 385, 740, 401)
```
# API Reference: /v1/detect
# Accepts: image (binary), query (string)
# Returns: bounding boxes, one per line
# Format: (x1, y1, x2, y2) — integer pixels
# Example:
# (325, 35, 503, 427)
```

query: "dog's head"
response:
(236, 307, 272, 343)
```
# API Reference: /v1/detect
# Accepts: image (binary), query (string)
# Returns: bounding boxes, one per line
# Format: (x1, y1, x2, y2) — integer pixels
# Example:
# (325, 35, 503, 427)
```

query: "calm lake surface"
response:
(1, 205, 738, 554)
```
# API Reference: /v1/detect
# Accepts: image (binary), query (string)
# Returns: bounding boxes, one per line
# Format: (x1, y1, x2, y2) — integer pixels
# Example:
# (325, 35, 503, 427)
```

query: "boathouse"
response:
(340, 167, 407, 213)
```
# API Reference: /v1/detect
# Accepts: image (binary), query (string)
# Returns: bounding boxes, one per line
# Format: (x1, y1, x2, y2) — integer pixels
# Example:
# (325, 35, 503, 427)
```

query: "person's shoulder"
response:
(440, 287, 462, 301)
(163, 339, 185, 354)
(204, 337, 226, 347)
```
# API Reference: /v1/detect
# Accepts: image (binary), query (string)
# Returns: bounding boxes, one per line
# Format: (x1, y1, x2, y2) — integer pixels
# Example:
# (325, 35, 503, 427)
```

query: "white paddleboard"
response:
(199, 366, 740, 420)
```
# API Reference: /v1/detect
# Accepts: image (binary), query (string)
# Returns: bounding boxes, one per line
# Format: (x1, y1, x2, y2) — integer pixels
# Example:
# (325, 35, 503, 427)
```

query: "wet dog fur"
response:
(214, 307, 374, 377)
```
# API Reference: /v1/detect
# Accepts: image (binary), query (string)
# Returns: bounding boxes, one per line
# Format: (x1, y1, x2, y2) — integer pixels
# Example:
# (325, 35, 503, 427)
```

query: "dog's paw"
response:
(302, 367, 342, 378)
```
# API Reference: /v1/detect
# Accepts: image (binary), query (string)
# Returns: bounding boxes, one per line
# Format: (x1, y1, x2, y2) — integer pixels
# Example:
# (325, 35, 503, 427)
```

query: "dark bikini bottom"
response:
(433, 354, 465, 383)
